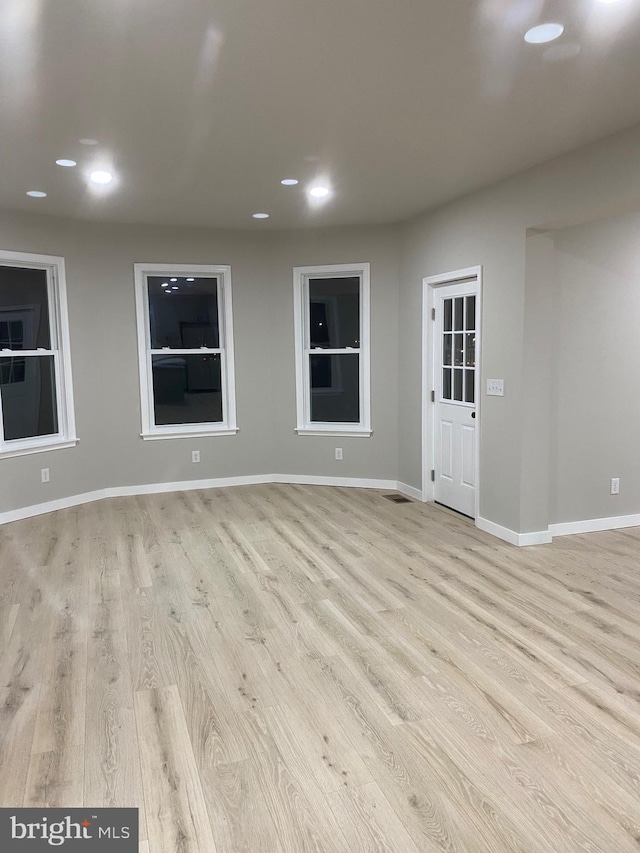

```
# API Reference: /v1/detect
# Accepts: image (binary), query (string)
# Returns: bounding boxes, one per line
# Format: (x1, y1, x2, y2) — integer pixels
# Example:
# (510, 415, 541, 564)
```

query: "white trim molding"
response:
(549, 513, 640, 537)
(133, 263, 237, 440)
(476, 516, 552, 547)
(294, 428, 372, 437)
(6, 469, 636, 546)
(0, 438, 79, 459)
(273, 474, 396, 490)
(397, 481, 423, 501)
(293, 262, 371, 436)
(140, 429, 238, 440)
(422, 266, 482, 518)
(0, 250, 77, 458)
(0, 474, 414, 526)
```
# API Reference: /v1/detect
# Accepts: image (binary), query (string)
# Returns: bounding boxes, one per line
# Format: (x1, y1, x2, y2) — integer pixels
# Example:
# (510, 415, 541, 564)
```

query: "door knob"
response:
(471, 411, 476, 419)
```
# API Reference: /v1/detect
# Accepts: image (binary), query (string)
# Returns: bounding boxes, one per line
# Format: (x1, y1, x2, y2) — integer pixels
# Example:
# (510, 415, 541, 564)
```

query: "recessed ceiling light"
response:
(252, 212, 269, 219)
(56, 159, 77, 167)
(161, 283, 169, 288)
(26, 190, 47, 198)
(281, 179, 299, 186)
(524, 23, 564, 44)
(171, 286, 179, 290)
(165, 290, 172, 294)
(90, 170, 114, 184)
(169, 278, 178, 282)
(79, 138, 99, 146)
(186, 277, 195, 282)
(309, 186, 330, 198)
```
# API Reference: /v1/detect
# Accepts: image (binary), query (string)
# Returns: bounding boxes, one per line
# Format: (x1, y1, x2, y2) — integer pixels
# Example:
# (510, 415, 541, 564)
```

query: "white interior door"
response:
(432, 281, 478, 517)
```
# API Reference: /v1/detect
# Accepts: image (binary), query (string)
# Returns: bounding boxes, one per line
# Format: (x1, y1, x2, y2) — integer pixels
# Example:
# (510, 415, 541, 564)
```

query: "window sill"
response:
(295, 428, 372, 437)
(141, 428, 239, 440)
(0, 438, 79, 460)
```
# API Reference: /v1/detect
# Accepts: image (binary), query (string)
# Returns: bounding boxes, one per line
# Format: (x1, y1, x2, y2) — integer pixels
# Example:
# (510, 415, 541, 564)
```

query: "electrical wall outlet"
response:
(41, 468, 50, 483)
(335, 447, 343, 460)
(191, 450, 200, 463)
(486, 379, 504, 397)
(611, 477, 620, 495)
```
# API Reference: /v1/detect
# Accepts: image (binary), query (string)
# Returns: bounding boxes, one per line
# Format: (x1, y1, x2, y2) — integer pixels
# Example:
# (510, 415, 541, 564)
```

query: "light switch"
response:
(486, 379, 504, 396)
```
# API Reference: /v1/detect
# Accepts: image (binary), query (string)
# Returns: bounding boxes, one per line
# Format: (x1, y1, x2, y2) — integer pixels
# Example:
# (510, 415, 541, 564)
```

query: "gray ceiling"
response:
(2, 0, 640, 229)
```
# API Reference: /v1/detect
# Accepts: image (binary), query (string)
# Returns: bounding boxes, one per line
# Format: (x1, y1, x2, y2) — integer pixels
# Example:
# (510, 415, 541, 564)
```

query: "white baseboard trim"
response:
(396, 481, 423, 501)
(0, 475, 275, 525)
(273, 474, 398, 490)
(518, 529, 554, 546)
(113, 474, 274, 497)
(0, 489, 107, 526)
(549, 513, 640, 537)
(0, 474, 402, 526)
(476, 516, 552, 547)
(11, 476, 632, 546)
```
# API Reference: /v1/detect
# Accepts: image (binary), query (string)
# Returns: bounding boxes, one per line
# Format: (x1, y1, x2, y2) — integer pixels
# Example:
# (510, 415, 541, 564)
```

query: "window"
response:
(293, 263, 371, 435)
(441, 294, 476, 404)
(0, 251, 76, 458)
(134, 264, 237, 439)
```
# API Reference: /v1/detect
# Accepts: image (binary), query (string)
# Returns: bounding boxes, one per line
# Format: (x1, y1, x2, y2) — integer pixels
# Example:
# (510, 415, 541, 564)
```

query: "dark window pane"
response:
(454, 333, 464, 366)
(465, 333, 475, 367)
(454, 297, 464, 331)
(465, 295, 476, 331)
(0, 266, 51, 349)
(0, 357, 26, 384)
(310, 353, 359, 423)
(442, 334, 452, 366)
(148, 277, 219, 349)
(152, 354, 222, 425)
(310, 302, 330, 345)
(443, 299, 452, 332)
(442, 299, 453, 332)
(442, 367, 452, 400)
(465, 369, 475, 404)
(309, 277, 360, 348)
(0, 355, 58, 440)
(453, 369, 463, 402)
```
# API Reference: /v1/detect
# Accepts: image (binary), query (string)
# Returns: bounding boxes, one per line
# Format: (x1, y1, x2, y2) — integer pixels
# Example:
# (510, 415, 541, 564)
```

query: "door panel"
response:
(440, 420, 453, 480)
(432, 282, 478, 517)
(461, 424, 475, 488)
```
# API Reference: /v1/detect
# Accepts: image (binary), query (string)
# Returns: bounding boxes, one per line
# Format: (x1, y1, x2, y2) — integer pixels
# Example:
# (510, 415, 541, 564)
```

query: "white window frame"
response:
(134, 263, 237, 440)
(0, 250, 77, 459)
(293, 262, 371, 437)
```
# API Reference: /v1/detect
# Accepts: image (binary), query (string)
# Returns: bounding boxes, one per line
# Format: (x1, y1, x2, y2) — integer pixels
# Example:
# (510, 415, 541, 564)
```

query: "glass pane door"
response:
(441, 294, 476, 404)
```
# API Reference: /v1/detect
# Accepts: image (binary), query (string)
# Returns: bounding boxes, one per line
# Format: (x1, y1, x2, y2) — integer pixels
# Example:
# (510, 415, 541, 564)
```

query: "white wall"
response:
(0, 211, 400, 515)
(551, 209, 640, 524)
(270, 228, 399, 482)
(399, 122, 640, 535)
(4, 123, 640, 536)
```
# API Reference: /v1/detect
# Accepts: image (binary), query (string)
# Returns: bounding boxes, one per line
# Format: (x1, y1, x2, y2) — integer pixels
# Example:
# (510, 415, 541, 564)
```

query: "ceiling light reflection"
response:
(90, 170, 113, 184)
(524, 23, 565, 43)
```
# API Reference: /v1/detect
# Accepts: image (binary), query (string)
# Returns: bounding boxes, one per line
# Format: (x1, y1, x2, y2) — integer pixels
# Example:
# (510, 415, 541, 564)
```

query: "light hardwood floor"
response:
(2, 484, 640, 851)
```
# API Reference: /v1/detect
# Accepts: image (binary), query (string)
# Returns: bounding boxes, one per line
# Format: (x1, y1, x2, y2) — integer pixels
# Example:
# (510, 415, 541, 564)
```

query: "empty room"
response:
(2, 1, 640, 851)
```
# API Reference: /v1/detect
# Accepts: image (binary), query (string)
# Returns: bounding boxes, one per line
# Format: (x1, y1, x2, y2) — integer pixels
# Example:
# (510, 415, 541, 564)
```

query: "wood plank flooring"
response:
(2, 484, 640, 851)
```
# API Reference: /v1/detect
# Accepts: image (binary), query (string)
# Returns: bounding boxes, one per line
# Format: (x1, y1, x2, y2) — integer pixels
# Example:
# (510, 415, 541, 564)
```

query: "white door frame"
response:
(421, 266, 482, 518)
